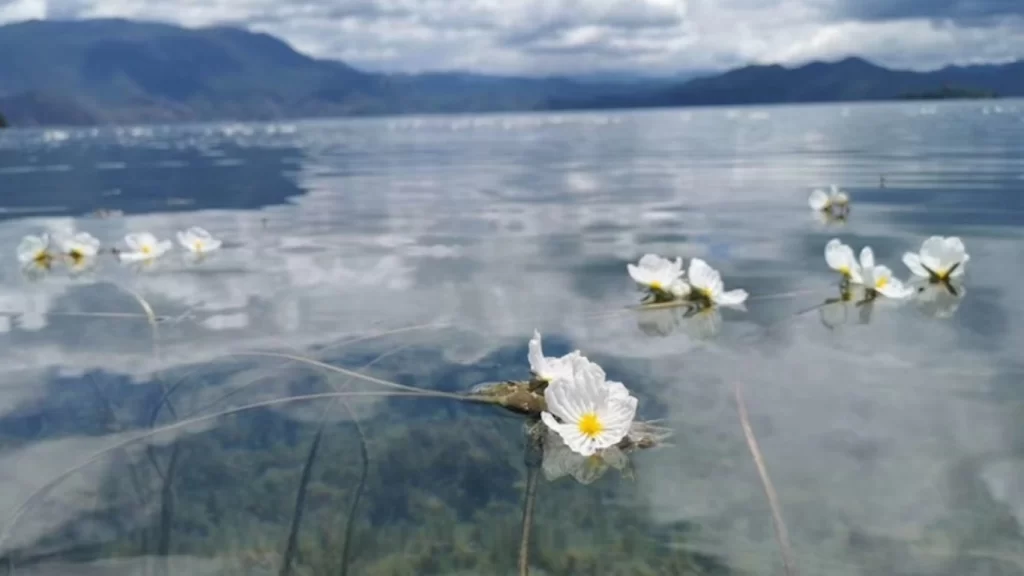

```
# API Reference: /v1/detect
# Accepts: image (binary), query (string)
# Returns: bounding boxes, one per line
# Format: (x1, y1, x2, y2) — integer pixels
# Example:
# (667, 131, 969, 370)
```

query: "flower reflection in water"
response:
(540, 420, 672, 485)
(912, 281, 967, 319)
(634, 299, 729, 340)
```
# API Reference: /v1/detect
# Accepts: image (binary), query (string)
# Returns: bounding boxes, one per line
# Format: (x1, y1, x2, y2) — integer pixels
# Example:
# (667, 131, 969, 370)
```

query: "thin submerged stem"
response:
(278, 342, 415, 576)
(228, 350, 470, 400)
(732, 382, 798, 576)
(518, 467, 539, 576)
(518, 424, 543, 576)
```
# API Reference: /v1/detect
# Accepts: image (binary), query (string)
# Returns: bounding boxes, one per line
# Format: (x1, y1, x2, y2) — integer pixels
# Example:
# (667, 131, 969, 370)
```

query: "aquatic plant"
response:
(902, 235, 969, 283)
(627, 254, 688, 303)
(824, 238, 862, 284)
(808, 184, 850, 216)
(539, 354, 638, 457)
(527, 330, 577, 385)
(16, 233, 55, 273)
(176, 226, 222, 255)
(856, 246, 914, 300)
(686, 258, 748, 309)
(117, 232, 173, 263)
(57, 231, 101, 272)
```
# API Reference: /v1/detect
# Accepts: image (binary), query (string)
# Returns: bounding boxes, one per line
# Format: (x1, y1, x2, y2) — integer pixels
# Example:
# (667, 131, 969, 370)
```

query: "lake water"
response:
(1, 101, 1023, 575)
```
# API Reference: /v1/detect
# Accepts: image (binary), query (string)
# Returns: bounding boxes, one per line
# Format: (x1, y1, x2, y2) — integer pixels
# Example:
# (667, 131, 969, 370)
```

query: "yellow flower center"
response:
(193, 240, 203, 253)
(838, 265, 849, 276)
(140, 244, 152, 255)
(577, 412, 603, 439)
(69, 249, 84, 264)
(875, 276, 889, 290)
(33, 250, 52, 268)
(649, 280, 663, 291)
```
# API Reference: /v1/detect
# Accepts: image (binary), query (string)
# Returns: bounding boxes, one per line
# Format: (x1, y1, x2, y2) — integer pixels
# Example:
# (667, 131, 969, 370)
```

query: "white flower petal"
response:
(17, 235, 48, 263)
(528, 330, 546, 376)
(155, 240, 173, 256)
(808, 189, 829, 210)
(630, 254, 684, 289)
(859, 246, 875, 271)
(605, 380, 631, 401)
(627, 263, 652, 286)
(541, 412, 595, 456)
(668, 279, 691, 298)
(902, 252, 929, 278)
(877, 277, 914, 299)
(688, 258, 723, 296)
(717, 289, 748, 307)
(176, 230, 193, 249)
(178, 227, 222, 253)
(125, 233, 155, 252)
(118, 251, 149, 263)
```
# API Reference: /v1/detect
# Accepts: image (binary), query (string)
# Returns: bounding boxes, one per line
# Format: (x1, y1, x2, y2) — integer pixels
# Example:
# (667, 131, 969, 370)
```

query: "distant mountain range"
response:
(0, 19, 1020, 127)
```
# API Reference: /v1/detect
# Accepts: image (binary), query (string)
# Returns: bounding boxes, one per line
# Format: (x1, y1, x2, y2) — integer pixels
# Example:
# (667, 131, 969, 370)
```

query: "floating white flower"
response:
(17, 234, 55, 271)
(528, 330, 579, 383)
(902, 236, 968, 283)
(59, 232, 101, 270)
(808, 185, 849, 212)
(857, 247, 913, 299)
(687, 258, 748, 308)
(824, 238, 863, 283)
(627, 254, 686, 298)
(176, 226, 222, 254)
(118, 232, 172, 262)
(541, 355, 638, 457)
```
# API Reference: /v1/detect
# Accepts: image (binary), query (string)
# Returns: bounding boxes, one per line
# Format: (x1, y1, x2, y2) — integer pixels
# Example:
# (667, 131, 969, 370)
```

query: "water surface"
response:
(1, 101, 1024, 575)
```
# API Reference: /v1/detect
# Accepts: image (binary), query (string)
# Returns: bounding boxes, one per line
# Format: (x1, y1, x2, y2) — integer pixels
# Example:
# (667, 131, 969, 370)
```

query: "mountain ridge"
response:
(0, 19, 1020, 127)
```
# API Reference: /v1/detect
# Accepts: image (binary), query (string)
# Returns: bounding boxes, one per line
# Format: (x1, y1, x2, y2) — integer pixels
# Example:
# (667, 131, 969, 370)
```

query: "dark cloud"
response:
(832, 0, 1024, 23)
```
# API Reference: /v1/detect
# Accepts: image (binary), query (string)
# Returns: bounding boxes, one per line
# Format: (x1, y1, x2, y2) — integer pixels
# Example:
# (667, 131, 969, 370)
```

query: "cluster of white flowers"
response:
(16, 226, 222, 274)
(627, 254, 747, 309)
(825, 235, 969, 300)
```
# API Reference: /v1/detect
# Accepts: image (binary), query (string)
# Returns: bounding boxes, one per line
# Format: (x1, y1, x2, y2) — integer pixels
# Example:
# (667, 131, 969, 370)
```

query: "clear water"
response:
(1, 101, 1023, 575)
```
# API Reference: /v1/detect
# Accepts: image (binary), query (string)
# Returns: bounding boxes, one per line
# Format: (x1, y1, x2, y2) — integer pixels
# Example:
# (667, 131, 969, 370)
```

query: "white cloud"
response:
(0, 0, 1021, 74)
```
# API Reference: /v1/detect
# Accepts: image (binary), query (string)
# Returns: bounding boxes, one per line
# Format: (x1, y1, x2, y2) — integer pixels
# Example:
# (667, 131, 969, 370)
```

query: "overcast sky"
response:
(0, 0, 1022, 75)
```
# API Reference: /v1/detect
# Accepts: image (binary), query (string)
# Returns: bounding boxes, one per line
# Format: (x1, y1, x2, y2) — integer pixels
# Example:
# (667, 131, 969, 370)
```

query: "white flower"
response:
(176, 226, 222, 254)
(902, 236, 969, 282)
(858, 247, 913, 299)
(17, 234, 54, 270)
(687, 258, 748, 308)
(541, 355, 638, 457)
(667, 278, 691, 298)
(528, 330, 579, 383)
(119, 232, 172, 262)
(808, 185, 849, 211)
(824, 238, 863, 283)
(627, 254, 685, 294)
(59, 232, 101, 270)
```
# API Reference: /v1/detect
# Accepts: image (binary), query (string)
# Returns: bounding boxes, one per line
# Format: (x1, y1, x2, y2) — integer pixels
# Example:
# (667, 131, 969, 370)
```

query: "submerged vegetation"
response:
(1, 182, 995, 576)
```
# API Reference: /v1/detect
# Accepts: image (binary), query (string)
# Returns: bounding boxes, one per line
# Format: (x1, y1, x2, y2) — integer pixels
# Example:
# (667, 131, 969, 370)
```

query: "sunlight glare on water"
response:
(1, 101, 1023, 575)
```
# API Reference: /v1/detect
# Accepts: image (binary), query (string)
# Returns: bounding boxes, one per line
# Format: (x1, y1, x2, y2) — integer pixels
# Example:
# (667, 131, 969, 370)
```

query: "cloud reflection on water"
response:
(1, 103, 1024, 573)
